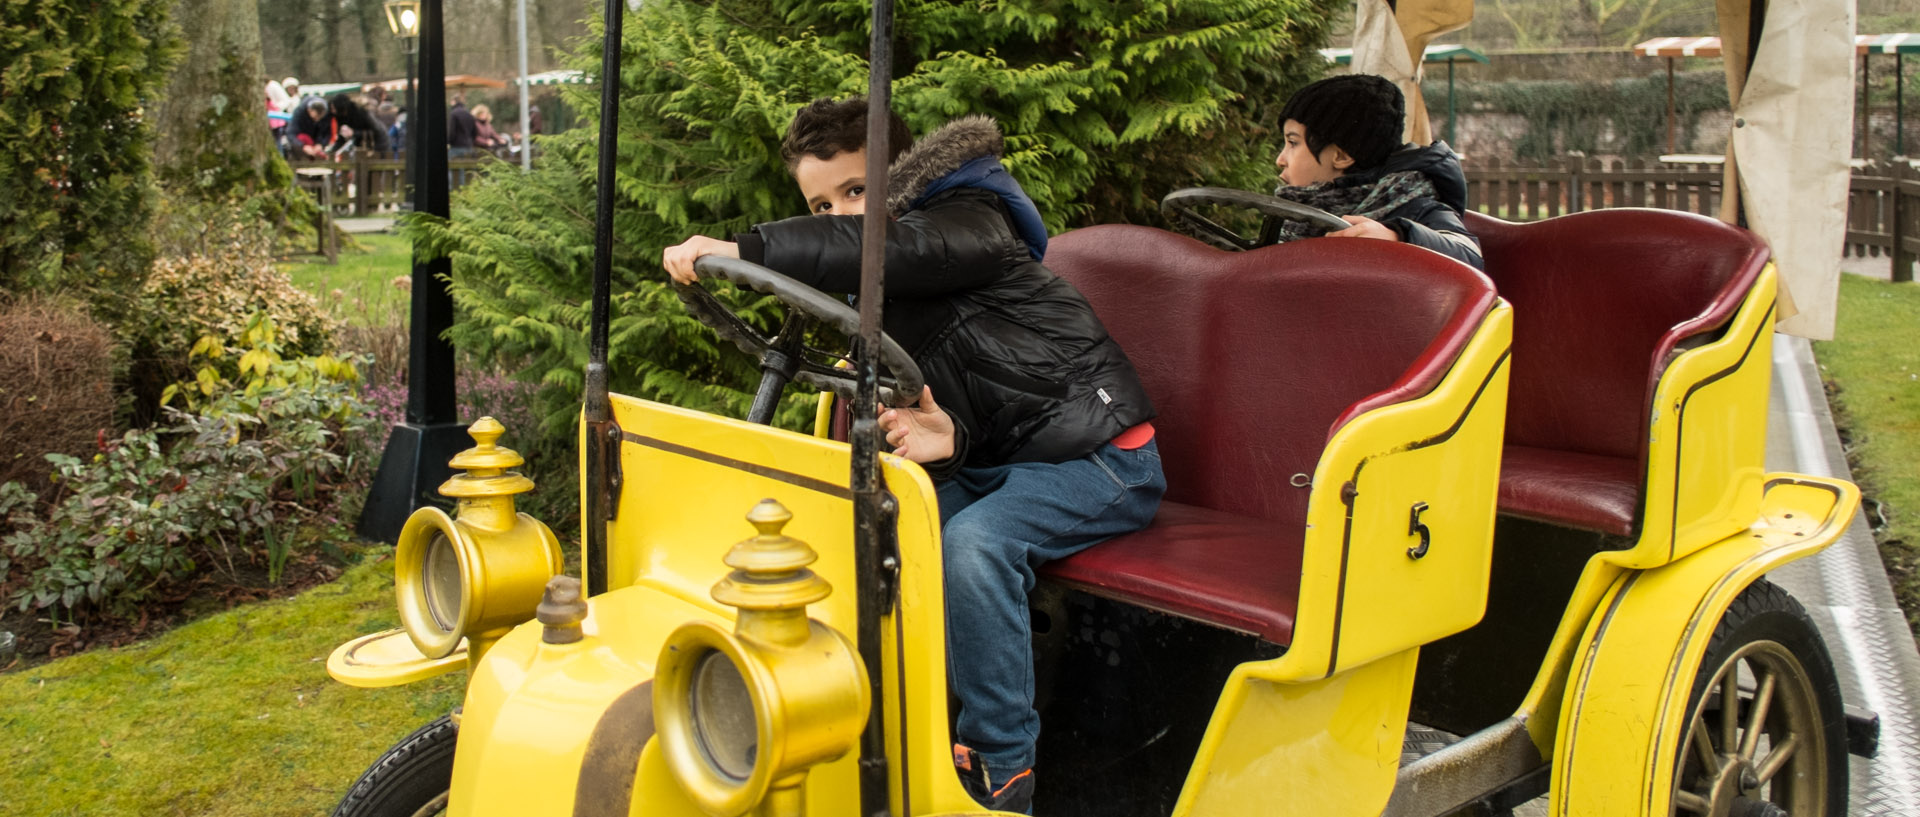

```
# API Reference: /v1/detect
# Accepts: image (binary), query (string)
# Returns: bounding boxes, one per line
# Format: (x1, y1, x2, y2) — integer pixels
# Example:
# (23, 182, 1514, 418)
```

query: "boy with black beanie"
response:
(1272, 74, 1483, 270)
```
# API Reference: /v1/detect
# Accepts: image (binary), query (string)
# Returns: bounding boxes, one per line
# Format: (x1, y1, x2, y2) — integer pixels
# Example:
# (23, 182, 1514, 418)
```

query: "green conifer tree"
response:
(0, 0, 182, 298)
(414, 0, 1338, 435)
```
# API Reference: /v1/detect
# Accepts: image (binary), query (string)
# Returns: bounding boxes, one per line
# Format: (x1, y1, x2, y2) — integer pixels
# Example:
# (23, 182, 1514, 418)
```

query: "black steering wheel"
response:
(674, 256, 925, 425)
(1160, 187, 1351, 251)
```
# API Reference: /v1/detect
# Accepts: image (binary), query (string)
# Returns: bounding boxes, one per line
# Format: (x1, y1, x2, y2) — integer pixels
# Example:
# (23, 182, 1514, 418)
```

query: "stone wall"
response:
(1431, 109, 1734, 164)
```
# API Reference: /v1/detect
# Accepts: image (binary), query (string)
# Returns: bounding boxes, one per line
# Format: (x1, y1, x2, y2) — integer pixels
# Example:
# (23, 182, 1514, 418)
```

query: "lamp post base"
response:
(357, 422, 473, 543)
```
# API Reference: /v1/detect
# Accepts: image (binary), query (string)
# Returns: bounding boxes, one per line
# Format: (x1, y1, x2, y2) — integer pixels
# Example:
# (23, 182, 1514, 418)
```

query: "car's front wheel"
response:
(333, 715, 457, 817)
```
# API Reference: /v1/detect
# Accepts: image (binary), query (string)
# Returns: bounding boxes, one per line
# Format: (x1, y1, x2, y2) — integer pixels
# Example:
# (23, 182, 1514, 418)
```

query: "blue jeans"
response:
(938, 439, 1166, 777)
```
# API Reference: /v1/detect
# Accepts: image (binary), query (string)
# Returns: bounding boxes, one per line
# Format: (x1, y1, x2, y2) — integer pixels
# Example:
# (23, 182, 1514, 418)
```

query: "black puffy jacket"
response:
(736, 117, 1155, 477)
(1363, 142, 1484, 270)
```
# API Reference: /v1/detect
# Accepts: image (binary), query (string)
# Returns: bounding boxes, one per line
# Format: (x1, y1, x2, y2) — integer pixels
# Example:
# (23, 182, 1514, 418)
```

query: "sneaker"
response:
(953, 744, 1035, 813)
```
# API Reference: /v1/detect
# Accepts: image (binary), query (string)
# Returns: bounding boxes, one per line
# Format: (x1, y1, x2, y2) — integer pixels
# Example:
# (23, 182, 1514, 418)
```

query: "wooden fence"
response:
(1842, 160, 1920, 281)
(289, 154, 497, 216)
(1463, 157, 1919, 282)
(1460, 157, 1725, 221)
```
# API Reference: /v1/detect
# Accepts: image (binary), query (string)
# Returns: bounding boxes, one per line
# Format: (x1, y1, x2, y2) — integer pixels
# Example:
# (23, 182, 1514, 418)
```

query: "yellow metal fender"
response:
(1549, 474, 1858, 816)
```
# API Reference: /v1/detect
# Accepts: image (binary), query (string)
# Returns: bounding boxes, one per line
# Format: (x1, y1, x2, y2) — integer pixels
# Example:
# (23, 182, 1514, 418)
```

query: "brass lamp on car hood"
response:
(656, 500, 870, 817)
(395, 417, 564, 664)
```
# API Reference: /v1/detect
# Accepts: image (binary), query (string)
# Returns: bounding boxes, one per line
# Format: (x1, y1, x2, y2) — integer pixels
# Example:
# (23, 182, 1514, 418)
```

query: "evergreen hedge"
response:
(1424, 70, 1732, 161)
(415, 0, 1339, 436)
(0, 0, 181, 300)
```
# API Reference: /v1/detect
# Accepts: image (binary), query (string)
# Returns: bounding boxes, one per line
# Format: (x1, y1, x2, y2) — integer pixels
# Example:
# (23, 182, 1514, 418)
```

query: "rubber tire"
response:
(332, 715, 458, 817)
(1676, 579, 1848, 817)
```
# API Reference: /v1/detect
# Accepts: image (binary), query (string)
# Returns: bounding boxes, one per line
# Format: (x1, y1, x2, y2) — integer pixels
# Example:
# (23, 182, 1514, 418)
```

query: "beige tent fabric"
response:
(1713, 0, 1799, 321)
(1714, 0, 1755, 106)
(1729, 0, 1853, 338)
(1400, 0, 1473, 143)
(1394, 0, 1475, 59)
(1349, 0, 1474, 144)
(1349, 0, 1426, 142)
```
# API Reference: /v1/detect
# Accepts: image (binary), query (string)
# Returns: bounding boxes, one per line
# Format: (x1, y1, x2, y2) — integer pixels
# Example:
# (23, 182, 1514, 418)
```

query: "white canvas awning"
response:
(516, 69, 590, 87)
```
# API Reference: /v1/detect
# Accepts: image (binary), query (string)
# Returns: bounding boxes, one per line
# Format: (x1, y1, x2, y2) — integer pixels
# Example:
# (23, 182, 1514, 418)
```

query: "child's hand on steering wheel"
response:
(879, 386, 955, 464)
(1327, 215, 1398, 241)
(662, 236, 739, 284)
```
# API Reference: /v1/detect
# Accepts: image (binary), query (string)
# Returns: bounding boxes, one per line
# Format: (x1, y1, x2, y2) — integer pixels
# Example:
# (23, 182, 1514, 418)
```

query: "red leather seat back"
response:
(1462, 210, 1768, 463)
(1049, 225, 1497, 526)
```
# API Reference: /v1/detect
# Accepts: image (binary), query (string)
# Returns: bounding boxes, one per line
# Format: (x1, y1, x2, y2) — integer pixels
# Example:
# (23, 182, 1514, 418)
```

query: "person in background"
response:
(289, 99, 334, 160)
(448, 93, 478, 159)
(279, 77, 313, 157)
(266, 80, 292, 147)
(471, 104, 501, 156)
(380, 104, 405, 158)
(266, 79, 291, 112)
(329, 93, 390, 155)
(284, 77, 322, 115)
(373, 97, 399, 132)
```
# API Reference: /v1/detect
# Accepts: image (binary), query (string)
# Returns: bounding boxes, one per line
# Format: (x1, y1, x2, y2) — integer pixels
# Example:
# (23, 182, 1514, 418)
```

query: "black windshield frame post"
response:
(584, 0, 627, 597)
(854, 2, 900, 815)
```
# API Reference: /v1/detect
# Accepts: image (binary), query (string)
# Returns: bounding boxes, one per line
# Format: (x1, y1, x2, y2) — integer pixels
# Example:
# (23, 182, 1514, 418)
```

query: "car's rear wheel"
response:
(1671, 580, 1847, 817)
(333, 715, 457, 817)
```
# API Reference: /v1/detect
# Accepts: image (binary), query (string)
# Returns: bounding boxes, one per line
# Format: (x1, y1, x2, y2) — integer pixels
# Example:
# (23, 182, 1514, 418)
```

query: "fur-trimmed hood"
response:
(886, 115, 1004, 216)
(885, 115, 1049, 260)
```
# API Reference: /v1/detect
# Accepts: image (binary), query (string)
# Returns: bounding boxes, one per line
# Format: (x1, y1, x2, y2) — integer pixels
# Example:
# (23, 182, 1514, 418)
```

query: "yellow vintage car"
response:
(325, 3, 1875, 817)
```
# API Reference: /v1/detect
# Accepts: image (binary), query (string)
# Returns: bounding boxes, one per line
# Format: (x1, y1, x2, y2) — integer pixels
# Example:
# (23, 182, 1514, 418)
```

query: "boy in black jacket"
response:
(663, 98, 1165, 814)
(1273, 74, 1484, 270)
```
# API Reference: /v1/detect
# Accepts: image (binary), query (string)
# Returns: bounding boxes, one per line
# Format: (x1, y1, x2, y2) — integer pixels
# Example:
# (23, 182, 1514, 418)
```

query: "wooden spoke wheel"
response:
(1671, 581, 1847, 817)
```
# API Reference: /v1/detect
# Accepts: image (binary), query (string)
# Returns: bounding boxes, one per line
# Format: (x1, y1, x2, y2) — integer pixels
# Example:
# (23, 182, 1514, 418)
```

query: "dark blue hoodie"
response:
(911, 155, 1049, 261)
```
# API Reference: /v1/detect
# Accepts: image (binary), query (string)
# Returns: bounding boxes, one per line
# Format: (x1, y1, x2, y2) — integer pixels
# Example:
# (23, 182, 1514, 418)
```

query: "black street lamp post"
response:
(361, 0, 465, 543)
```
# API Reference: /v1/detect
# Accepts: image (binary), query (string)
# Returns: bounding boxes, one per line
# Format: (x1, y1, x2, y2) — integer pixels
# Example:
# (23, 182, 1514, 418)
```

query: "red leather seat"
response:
(1043, 501, 1304, 640)
(1038, 226, 1497, 645)
(1463, 209, 1768, 537)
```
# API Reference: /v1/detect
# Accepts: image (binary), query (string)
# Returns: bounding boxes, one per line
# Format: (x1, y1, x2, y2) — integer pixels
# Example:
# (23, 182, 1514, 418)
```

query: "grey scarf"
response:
(1272, 170, 1435, 243)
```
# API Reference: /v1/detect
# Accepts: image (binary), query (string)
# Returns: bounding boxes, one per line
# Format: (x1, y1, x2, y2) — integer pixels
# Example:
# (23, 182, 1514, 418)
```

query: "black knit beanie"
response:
(1278, 74, 1405, 171)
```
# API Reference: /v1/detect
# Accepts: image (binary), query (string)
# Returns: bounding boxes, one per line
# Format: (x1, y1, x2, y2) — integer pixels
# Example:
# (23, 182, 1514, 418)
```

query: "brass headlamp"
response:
(656, 500, 869, 817)
(395, 417, 564, 664)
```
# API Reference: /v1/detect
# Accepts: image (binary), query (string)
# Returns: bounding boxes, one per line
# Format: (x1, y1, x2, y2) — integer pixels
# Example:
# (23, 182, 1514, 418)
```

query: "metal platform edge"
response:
(1766, 335, 1920, 816)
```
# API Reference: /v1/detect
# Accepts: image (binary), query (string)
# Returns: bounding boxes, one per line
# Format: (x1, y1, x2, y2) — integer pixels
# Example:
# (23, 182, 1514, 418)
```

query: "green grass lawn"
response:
(0, 554, 463, 817)
(0, 230, 445, 816)
(1814, 273, 1920, 635)
(280, 232, 413, 327)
